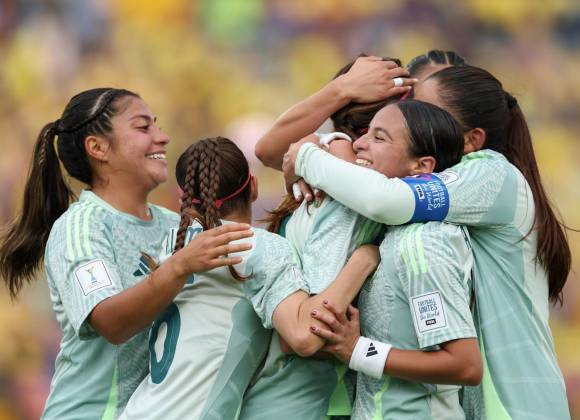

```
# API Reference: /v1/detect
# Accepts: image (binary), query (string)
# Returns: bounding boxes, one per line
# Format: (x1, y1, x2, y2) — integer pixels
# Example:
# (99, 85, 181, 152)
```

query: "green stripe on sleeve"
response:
(73, 206, 84, 258)
(66, 207, 78, 260)
(101, 363, 119, 420)
(405, 225, 420, 275)
(82, 204, 95, 257)
(414, 224, 427, 274)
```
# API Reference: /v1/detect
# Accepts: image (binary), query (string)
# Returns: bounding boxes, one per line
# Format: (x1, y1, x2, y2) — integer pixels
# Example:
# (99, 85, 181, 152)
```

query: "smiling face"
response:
(104, 97, 170, 192)
(353, 104, 417, 178)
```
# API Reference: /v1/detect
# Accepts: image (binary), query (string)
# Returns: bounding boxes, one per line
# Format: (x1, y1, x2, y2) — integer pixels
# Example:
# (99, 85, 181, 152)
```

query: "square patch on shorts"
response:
(75, 259, 113, 296)
(411, 291, 447, 333)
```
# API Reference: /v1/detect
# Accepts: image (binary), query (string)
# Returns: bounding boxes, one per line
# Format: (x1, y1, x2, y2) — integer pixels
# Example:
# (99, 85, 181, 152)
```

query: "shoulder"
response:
(386, 222, 469, 272)
(442, 149, 519, 184)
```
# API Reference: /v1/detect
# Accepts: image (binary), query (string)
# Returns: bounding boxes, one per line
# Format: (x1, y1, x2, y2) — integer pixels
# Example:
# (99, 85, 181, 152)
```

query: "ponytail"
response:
(506, 103, 571, 305)
(0, 122, 75, 298)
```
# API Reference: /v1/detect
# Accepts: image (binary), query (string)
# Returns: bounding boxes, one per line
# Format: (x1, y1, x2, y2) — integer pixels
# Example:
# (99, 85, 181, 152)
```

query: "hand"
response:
(336, 56, 417, 103)
(173, 223, 253, 275)
(310, 301, 361, 364)
(282, 141, 305, 189)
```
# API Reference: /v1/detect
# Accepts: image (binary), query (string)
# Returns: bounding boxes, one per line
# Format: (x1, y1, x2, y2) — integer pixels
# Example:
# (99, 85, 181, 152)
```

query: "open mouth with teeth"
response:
(355, 158, 372, 167)
(146, 153, 166, 160)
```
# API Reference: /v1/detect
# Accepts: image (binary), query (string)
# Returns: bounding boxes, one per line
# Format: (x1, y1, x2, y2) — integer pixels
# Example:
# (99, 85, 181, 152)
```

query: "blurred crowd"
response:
(1, 0, 579, 418)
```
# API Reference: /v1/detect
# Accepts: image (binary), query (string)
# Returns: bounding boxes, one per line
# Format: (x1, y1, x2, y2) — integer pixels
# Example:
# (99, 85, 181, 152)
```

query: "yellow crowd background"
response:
(0, 0, 579, 418)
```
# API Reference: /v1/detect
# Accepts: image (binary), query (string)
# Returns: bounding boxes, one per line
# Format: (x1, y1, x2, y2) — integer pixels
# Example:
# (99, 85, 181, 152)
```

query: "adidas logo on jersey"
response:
(366, 342, 378, 357)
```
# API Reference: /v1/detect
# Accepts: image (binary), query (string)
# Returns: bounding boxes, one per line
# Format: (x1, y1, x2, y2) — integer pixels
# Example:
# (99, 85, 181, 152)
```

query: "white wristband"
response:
(316, 132, 353, 150)
(349, 336, 392, 379)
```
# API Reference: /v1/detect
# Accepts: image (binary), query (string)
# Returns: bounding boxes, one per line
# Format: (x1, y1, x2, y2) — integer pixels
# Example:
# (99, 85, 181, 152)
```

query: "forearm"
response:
(255, 79, 350, 170)
(285, 249, 378, 356)
(385, 339, 482, 386)
(296, 143, 415, 224)
(90, 256, 188, 344)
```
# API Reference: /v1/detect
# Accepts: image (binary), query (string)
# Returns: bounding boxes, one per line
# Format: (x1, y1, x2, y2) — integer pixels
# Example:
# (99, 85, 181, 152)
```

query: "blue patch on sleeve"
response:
(402, 174, 450, 222)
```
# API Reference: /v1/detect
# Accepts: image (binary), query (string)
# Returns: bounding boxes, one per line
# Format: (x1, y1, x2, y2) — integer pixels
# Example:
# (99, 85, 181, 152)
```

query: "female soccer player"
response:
(120, 136, 380, 420)
(0, 88, 253, 419)
(282, 65, 571, 420)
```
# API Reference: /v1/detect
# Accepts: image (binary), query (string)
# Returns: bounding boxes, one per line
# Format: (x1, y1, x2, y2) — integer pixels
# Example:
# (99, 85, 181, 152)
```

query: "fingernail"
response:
(311, 310, 317, 316)
(305, 193, 313, 202)
(292, 183, 303, 201)
(314, 188, 321, 197)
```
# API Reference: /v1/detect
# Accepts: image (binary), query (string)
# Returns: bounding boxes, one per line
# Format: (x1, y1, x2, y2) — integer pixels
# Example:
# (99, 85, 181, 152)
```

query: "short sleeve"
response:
(241, 230, 309, 328)
(45, 211, 124, 339)
(397, 223, 476, 349)
(442, 150, 520, 226)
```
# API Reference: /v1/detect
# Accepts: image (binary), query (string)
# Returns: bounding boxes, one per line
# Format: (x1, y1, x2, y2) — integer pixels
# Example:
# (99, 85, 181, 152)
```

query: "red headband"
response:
(191, 172, 252, 209)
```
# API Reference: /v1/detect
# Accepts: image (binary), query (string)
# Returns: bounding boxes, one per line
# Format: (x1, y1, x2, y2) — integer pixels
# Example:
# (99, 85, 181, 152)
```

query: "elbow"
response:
(95, 325, 130, 345)
(254, 140, 276, 169)
(458, 360, 483, 386)
(290, 331, 322, 357)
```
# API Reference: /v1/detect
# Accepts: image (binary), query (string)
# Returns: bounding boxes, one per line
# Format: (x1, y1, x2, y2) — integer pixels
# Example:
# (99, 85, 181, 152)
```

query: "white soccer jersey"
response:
(120, 224, 308, 420)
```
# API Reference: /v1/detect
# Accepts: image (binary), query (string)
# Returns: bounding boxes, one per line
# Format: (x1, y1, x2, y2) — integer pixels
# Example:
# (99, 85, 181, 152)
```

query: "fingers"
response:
(347, 304, 359, 323)
(297, 179, 314, 202)
(210, 242, 253, 259)
(205, 256, 244, 269)
(210, 229, 254, 246)
(207, 223, 252, 237)
(311, 308, 341, 331)
(321, 300, 347, 324)
(310, 324, 339, 342)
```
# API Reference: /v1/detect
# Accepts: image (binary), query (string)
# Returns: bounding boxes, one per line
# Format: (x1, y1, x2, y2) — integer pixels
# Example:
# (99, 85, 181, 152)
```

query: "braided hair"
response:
(175, 137, 252, 281)
(0, 87, 139, 298)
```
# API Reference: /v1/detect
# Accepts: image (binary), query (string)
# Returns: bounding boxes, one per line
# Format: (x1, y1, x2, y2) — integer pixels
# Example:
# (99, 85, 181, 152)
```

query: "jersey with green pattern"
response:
(120, 224, 308, 420)
(239, 197, 384, 420)
(355, 222, 475, 420)
(42, 190, 179, 420)
(296, 145, 570, 420)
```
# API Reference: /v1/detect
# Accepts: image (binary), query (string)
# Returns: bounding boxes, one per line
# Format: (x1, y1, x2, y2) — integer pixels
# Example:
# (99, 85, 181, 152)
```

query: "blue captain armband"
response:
(402, 174, 450, 222)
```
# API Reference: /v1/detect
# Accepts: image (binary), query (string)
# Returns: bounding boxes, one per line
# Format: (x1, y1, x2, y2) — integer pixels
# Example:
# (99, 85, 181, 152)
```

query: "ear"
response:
(85, 135, 111, 162)
(250, 175, 259, 202)
(409, 156, 436, 175)
(463, 128, 486, 154)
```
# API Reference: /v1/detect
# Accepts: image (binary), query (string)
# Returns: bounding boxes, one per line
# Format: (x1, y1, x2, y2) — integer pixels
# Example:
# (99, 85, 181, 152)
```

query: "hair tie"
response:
(53, 119, 62, 134)
(191, 172, 252, 209)
(506, 93, 518, 109)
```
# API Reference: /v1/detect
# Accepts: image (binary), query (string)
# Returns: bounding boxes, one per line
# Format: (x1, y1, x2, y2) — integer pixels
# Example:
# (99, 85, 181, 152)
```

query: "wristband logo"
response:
(366, 343, 378, 357)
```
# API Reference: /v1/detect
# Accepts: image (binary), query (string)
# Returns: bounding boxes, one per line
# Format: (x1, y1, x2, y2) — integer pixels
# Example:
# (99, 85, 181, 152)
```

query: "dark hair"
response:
(396, 100, 464, 172)
(0, 87, 139, 298)
(264, 54, 405, 233)
(428, 65, 571, 304)
(175, 137, 251, 280)
(407, 49, 466, 79)
(331, 53, 403, 139)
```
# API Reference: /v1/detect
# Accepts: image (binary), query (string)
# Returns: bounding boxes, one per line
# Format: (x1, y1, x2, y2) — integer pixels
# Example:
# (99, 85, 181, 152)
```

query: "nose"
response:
(154, 125, 170, 145)
(353, 135, 368, 152)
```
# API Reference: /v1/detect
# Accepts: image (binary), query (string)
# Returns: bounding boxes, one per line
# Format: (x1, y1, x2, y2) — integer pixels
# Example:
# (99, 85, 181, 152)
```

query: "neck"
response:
(91, 179, 152, 220)
(221, 208, 252, 225)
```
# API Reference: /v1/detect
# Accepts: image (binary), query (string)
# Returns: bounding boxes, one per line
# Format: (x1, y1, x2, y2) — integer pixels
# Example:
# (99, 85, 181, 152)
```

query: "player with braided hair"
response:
(0, 88, 254, 419)
(120, 136, 380, 420)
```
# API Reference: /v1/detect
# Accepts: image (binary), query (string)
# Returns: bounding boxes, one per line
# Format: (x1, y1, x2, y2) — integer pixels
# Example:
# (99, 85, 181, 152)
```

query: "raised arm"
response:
(255, 56, 413, 170)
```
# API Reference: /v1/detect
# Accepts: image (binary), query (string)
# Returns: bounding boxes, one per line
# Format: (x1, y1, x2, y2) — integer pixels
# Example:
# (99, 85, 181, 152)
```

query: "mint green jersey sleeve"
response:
(441, 150, 521, 226)
(396, 223, 476, 349)
(45, 208, 124, 339)
(295, 143, 415, 225)
(241, 229, 310, 328)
